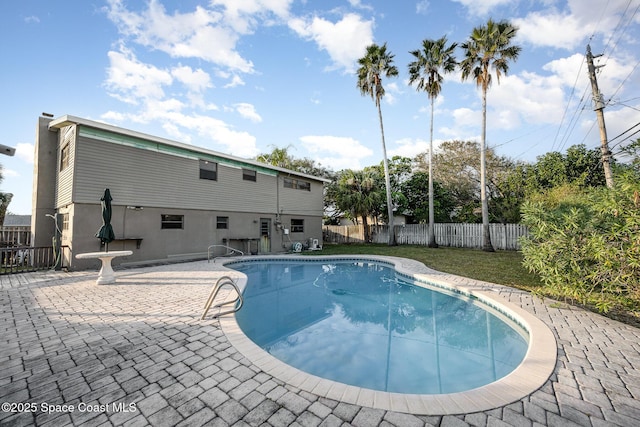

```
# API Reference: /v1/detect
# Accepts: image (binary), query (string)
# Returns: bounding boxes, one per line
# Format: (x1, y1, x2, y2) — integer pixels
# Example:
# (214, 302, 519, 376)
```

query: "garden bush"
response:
(520, 172, 640, 314)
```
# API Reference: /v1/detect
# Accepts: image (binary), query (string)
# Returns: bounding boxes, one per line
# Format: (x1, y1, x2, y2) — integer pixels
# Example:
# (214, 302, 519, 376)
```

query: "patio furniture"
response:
(75, 250, 132, 284)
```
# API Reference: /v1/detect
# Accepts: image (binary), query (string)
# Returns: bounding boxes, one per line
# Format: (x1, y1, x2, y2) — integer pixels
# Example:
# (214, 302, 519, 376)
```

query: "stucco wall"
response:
(68, 204, 323, 270)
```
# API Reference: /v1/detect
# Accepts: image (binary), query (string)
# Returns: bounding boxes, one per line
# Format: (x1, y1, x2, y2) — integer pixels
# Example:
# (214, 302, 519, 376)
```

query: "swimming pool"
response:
(232, 259, 528, 395)
(216, 255, 557, 415)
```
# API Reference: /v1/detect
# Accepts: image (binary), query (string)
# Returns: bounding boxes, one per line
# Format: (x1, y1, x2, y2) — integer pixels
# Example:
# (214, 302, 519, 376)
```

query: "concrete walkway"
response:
(1, 259, 639, 426)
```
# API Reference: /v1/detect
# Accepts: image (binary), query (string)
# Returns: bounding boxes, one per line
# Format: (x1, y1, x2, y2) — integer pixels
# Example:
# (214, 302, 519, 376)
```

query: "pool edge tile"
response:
(219, 254, 558, 416)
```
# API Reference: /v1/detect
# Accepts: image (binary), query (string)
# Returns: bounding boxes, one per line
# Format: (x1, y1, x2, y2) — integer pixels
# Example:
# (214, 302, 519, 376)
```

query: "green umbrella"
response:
(95, 188, 115, 251)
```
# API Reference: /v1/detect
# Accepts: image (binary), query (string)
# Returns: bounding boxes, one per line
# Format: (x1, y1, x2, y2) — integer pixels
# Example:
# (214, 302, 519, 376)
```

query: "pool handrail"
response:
(201, 275, 243, 320)
(207, 244, 244, 263)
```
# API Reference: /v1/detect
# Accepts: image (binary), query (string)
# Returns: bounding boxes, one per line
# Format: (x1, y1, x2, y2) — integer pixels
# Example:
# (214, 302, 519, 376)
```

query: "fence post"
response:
(321, 223, 528, 250)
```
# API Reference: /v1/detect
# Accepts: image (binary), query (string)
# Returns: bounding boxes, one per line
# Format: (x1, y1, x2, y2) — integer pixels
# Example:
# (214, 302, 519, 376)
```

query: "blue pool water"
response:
(232, 260, 528, 395)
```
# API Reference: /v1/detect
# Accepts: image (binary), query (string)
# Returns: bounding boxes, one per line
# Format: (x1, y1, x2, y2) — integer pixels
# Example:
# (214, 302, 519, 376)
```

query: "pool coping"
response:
(215, 254, 557, 416)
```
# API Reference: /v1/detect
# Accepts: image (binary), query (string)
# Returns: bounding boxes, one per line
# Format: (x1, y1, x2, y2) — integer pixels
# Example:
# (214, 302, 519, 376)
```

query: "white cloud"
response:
(24, 15, 40, 24)
(15, 143, 34, 164)
(541, 53, 586, 86)
(491, 72, 566, 126)
(416, 1, 429, 15)
(141, 98, 187, 118)
(347, 0, 374, 11)
(101, 111, 127, 122)
(224, 75, 246, 88)
(171, 65, 212, 93)
(106, 0, 254, 73)
(300, 135, 372, 156)
(105, 47, 173, 104)
(451, 107, 480, 131)
(234, 103, 262, 122)
(451, 0, 512, 16)
(513, 11, 586, 50)
(210, 0, 293, 32)
(105, 0, 296, 74)
(298, 135, 373, 170)
(384, 82, 402, 105)
(513, 0, 639, 51)
(288, 13, 374, 72)
(388, 137, 435, 158)
(154, 111, 260, 157)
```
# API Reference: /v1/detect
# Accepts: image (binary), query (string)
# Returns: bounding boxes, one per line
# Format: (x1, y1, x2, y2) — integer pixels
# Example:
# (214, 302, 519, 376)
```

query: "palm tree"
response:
(332, 169, 382, 242)
(408, 36, 458, 248)
(256, 145, 295, 169)
(357, 43, 399, 245)
(460, 19, 521, 252)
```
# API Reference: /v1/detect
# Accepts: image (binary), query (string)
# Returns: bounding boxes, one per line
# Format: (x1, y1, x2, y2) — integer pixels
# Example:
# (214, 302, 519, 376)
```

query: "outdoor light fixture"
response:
(0, 144, 16, 156)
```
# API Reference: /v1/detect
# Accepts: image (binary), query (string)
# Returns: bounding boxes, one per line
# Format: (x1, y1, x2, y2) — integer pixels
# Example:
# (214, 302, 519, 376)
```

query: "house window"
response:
(61, 213, 69, 231)
(60, 144, 70, 171)
(242, 169, 256, 182)
(216, 216, 229, 229)
(199, 160, 217, 180)
(284, 177, 311, 191)
(291, 219, 304, 233)
(161, 214, 184, 229)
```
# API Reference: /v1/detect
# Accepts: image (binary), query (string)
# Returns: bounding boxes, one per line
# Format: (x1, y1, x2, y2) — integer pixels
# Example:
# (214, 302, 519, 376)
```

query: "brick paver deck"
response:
(1, 259, 639, 426)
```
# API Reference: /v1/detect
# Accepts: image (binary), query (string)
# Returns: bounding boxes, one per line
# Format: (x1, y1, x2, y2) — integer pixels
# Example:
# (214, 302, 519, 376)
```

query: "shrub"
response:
(520, 173, 640, 313)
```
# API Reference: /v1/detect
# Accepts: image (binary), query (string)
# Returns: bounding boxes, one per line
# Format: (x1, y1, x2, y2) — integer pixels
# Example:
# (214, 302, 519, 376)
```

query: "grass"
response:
(303, 243, 640, 327)
(304, 243, 543, 291)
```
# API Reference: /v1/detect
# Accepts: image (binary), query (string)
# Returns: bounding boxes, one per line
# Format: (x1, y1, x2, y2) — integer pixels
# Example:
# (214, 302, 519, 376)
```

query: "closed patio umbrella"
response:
(95, 188, 115, 251)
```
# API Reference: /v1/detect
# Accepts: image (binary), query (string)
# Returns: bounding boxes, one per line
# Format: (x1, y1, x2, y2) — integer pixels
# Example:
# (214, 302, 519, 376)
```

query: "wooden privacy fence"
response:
(323, 223, 529, 251)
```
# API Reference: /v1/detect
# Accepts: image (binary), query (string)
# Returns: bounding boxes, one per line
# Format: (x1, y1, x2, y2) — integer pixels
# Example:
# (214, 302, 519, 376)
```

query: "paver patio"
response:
(1, 259, 639, 426)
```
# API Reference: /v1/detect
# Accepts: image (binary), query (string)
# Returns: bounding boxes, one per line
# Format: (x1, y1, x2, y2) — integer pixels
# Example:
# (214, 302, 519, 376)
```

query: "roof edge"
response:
(48, 115, 331, 183)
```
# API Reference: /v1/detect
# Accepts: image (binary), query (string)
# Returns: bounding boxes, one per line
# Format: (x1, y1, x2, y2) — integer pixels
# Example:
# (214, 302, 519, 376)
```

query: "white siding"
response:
(73, 136, 280, 213)
(279, 179, 324, 217)
(55, 125, 75, 208)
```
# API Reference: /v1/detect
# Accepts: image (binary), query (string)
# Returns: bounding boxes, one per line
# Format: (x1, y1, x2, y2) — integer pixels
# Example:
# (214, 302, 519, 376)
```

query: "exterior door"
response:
(259, 218, 271, 253)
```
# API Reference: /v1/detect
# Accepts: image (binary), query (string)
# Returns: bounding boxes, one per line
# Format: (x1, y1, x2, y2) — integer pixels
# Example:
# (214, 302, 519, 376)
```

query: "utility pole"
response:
(586, 44, 614, 188)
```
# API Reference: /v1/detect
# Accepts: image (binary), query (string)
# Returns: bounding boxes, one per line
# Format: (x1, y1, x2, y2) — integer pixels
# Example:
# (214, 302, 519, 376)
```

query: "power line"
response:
(614, 102, 640, 112)
(551, 57, 586, 152)
(610, 128, 640, 153)
(557, 87, 591, 152)
(608, 121, 640, 144)
(606, 56, 640, 105)
(601, 0, 635, 61)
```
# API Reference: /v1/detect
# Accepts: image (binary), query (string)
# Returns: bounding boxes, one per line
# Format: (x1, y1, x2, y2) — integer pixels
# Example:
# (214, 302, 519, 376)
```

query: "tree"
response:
(418, 140, 525, 223)
(329, 169, 383, 242)
(620, 138, 640, 172)
(357, 43, 399, 245)
(257, 145, 336, 224)
(398, 171, 454, 223)
(521, 172, 640, 313)
(256, 145, 295, 169)
(408, 36, 457, 247)
(460, 19, 521, 251)
(0, 164, 10, 227)
(529, 144, 608, 191)
(0, 193, 12, 228)
(490, 162, 529, 223)
(364, 156, 413, 224)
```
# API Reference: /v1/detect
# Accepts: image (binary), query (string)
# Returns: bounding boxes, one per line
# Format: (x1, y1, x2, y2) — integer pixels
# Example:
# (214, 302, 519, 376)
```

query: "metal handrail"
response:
(201, 275, 243, 320)
(207, 245, 244, 263)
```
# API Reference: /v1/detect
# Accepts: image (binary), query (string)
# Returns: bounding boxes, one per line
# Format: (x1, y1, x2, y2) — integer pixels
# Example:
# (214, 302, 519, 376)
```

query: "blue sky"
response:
(2, 0, 639, 215)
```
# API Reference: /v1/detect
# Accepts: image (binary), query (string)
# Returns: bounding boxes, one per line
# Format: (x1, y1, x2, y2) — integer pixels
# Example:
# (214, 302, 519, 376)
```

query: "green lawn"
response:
(303, 243, 640, 327)
(304, 243, 543, 291)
